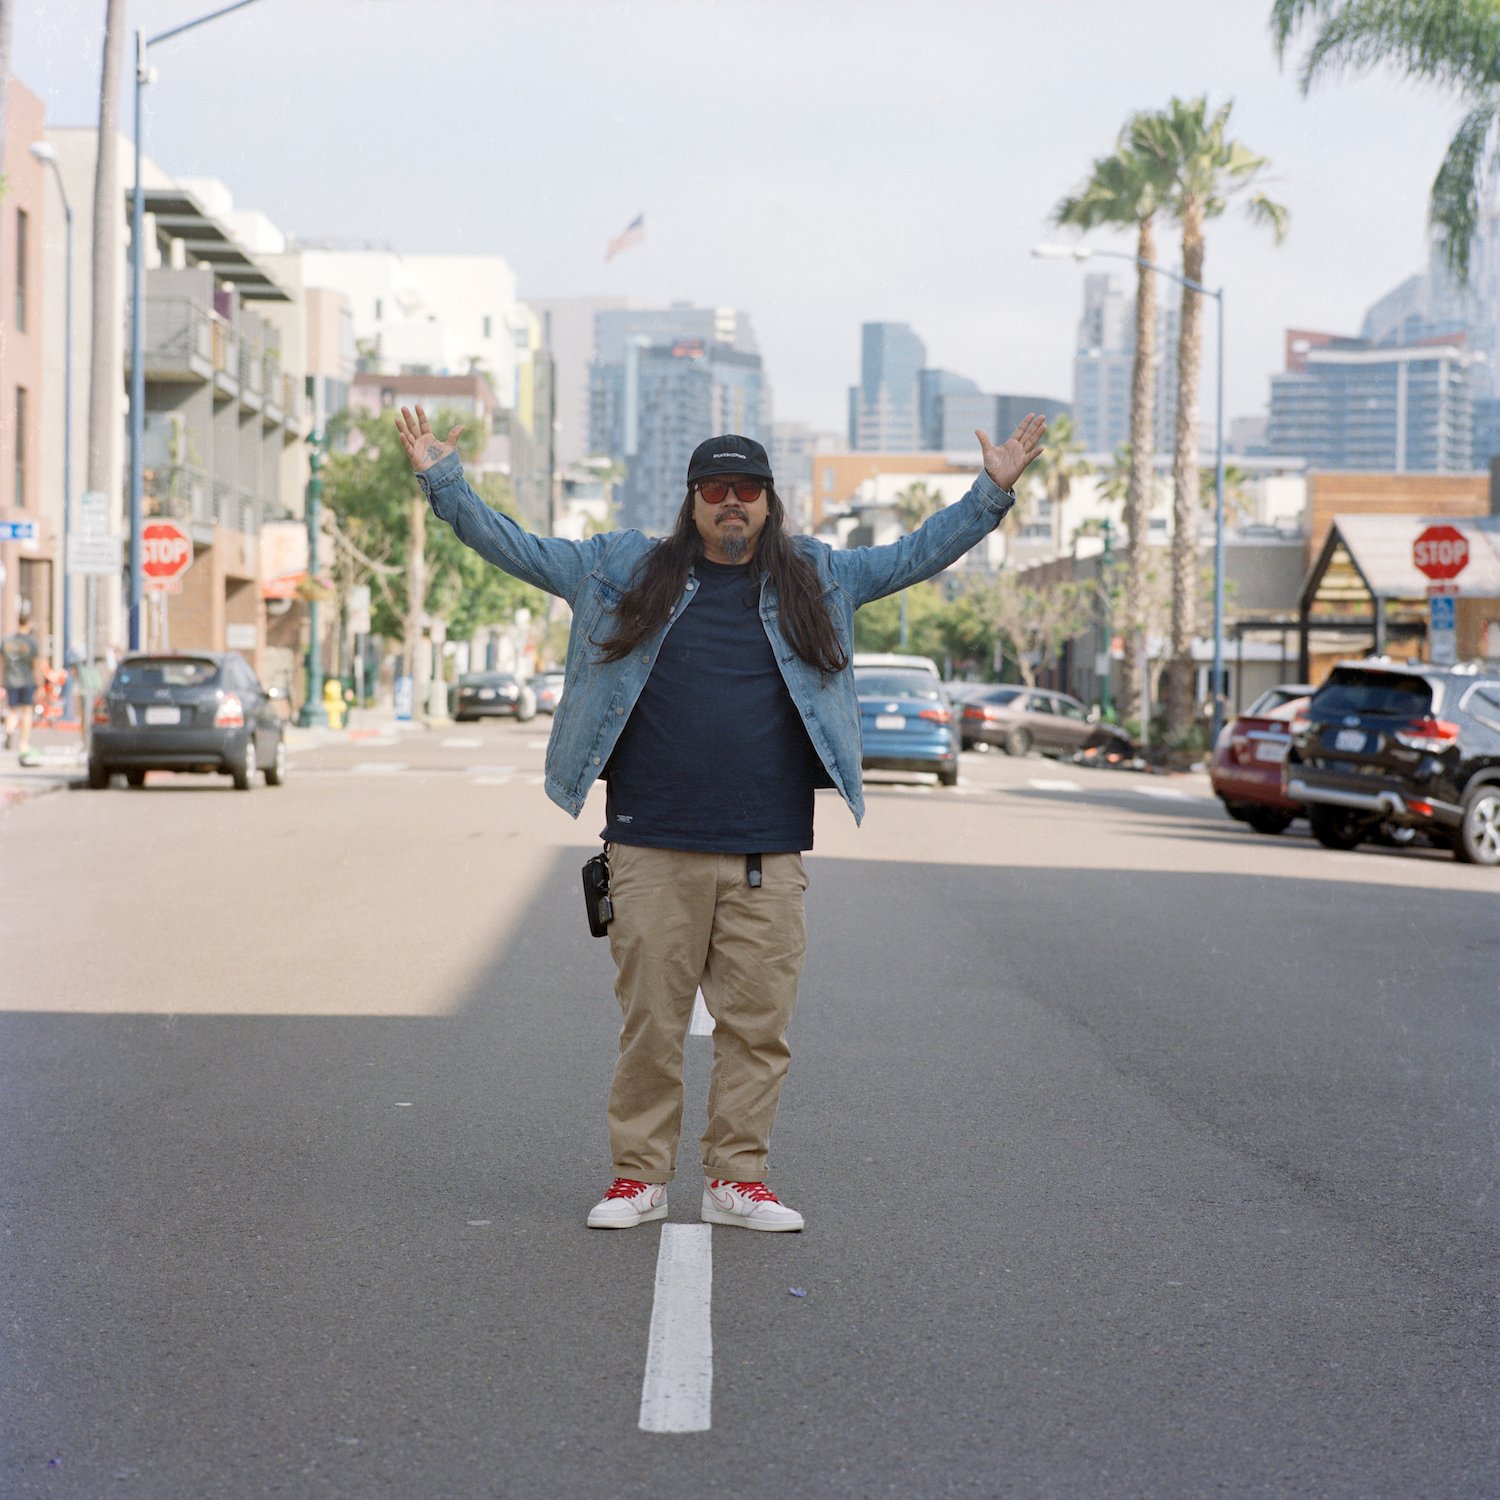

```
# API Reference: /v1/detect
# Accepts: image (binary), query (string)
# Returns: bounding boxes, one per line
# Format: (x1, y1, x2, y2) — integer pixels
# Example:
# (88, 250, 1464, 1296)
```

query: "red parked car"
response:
(1210, 683, 1315, 834)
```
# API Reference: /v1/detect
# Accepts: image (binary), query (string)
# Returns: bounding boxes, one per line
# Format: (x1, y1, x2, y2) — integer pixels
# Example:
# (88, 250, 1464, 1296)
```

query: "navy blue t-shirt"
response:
(602, 559, 822, 852)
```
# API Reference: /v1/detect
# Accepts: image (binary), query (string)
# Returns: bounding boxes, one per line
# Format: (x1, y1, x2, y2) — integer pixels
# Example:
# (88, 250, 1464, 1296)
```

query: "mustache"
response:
(717, 509, 748, 523)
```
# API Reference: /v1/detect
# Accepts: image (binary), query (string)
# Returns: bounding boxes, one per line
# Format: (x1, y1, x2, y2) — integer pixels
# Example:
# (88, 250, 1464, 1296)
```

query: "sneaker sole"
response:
(700, 1205, 803, 1232)
(586, 1202, 668, 1230)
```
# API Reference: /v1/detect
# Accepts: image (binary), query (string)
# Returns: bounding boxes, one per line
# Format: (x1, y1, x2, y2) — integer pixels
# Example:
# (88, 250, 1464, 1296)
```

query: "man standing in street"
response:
(395, 406, 1045, 1232)
(2, 613, 44, 761)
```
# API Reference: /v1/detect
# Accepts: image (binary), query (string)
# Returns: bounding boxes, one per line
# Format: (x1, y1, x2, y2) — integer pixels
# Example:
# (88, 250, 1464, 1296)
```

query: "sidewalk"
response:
(0, 723, 88, 810)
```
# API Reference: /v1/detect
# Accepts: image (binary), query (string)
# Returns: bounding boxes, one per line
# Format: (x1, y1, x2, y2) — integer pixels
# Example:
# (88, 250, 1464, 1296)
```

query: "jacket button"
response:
(592, 755, 600, 765)
(616, 706, 624, 715)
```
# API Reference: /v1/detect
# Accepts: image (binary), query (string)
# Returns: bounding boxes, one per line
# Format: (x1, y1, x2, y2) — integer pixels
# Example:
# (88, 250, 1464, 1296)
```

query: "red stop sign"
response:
(1413, 524, 1469, 580)
(141, 520, 192, 581)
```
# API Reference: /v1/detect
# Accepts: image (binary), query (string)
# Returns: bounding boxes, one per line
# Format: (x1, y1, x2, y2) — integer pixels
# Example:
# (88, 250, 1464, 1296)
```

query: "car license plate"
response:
(143, 706, 180, 725)
(1334, 729, 1367, 753)
(874, 714, 905, 731)
(1254, 739, 1288, 763)
(477, 689, 496, 700)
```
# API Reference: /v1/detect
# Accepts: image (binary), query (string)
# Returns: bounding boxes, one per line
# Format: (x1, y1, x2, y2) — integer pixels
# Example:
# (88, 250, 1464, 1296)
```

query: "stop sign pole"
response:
(1414, 524, 1468, 665)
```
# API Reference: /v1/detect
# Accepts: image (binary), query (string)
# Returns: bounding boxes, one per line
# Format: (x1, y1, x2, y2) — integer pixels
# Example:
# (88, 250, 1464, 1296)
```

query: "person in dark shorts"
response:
(2, 614, 43, 757)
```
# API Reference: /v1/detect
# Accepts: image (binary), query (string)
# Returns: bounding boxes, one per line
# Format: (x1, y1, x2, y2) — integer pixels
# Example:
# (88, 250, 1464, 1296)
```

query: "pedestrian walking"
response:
(396, 406, 1045, 1232)
(2, 613, 44, 760)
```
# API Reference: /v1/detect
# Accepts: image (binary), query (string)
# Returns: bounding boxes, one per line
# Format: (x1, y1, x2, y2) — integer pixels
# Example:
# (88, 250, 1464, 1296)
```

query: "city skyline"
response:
(14, 0, 1478, 441)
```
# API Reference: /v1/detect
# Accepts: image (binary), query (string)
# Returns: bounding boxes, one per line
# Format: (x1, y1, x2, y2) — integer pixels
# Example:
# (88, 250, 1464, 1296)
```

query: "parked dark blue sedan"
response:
(853, 667, 960, 787)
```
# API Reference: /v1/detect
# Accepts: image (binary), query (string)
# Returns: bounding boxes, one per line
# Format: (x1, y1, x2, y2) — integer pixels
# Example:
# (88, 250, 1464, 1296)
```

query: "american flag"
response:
(605, 213, 645, 262)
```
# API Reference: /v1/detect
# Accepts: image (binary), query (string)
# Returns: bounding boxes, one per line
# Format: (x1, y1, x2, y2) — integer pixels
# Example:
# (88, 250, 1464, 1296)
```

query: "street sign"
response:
(348, 584, 371, 635)
(0, 519, 38, 542)
(69, 533, 123, 575)
(142, 520, 192, 590)
(1429, 592, 1458, 665)
(1413, 524, 1469, 581)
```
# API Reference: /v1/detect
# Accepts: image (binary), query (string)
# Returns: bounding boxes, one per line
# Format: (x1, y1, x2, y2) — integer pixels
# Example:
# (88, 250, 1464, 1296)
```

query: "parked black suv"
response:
(1285, 659, 1500, 866)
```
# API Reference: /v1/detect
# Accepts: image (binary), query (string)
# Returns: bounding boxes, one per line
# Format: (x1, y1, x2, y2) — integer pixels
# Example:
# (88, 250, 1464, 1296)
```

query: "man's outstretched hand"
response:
(975, 414, 1047, 493)
(395, 405, 465, 473)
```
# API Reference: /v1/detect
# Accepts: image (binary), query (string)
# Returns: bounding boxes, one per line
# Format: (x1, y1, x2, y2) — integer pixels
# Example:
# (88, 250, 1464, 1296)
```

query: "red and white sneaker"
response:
(587, 1177, 668, 1229)
(701, 1179, 804, 1232)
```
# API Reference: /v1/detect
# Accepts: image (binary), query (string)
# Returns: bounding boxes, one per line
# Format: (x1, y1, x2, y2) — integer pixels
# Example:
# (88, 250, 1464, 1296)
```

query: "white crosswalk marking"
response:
(352, 762, 407, 775)
(442, 737, 483, 749)
(1029, 778, 1082, 793)
(1133, 785, 1188, 799)
(639, 1225, 713, 1433)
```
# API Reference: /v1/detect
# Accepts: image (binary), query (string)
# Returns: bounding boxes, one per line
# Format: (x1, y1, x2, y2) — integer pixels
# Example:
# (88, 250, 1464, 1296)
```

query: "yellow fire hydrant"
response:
(322, 677, 346, 729)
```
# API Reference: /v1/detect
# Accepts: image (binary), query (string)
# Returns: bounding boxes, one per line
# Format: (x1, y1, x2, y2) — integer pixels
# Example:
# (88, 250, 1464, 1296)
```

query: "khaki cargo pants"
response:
(605, 844, 809, 1184)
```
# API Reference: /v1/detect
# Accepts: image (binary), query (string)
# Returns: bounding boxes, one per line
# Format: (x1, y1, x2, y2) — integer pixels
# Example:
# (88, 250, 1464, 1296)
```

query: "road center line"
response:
(689, 988, 715, 1035)
(639, 1224, 713, 1433)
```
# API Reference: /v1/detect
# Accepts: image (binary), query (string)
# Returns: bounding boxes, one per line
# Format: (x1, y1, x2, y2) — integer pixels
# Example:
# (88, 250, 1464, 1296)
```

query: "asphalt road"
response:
(2, 723, 1496, 1499)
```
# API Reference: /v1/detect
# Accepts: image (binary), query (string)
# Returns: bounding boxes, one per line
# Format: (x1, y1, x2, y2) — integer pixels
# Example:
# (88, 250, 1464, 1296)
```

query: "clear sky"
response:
(15, 0, 1470, 442)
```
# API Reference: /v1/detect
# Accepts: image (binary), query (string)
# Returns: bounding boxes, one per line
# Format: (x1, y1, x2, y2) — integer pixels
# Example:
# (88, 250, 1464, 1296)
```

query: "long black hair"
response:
(593, 484, 847, 674)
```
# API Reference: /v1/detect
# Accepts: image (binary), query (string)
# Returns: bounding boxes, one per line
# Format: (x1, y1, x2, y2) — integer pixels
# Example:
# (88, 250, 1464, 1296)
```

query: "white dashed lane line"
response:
(639, 1224, 713, 1433)
(689, 989, 715, 1035)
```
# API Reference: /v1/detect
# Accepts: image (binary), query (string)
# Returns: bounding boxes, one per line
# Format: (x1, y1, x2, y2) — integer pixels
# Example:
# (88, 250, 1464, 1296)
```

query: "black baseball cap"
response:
(686, 434, 774, 486)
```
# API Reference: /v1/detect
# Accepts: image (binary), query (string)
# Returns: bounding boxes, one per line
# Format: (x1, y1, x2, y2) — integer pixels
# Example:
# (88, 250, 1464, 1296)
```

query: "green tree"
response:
(323, 406, 543, 654)
(962, 573, 1101, 689)
(1272, 0, 1500, 279)
(1054, 137, 1175, 726)
(1134, 96, 1288, 740)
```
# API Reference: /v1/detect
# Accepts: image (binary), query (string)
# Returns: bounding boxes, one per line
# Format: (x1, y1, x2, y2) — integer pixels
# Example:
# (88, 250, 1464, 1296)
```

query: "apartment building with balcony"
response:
(35, 128, 309, 677)
(2, 79, 54, 644)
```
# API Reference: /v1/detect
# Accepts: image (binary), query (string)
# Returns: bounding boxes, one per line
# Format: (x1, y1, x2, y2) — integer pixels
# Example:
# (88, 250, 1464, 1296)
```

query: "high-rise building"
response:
(1358, 214, 1500, 466)
(527, 295, 628, 471)
(1070, 273, 1178, 456)
(589, 306, 765, 533)
(848, 322, 925, 450)
(917, 369, 980, 449)
(1267, 332, 1478, 471)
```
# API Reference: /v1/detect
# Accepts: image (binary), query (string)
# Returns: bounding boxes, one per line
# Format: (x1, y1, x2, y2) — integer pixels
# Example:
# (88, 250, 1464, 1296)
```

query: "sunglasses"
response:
(696, 478, 766, 505)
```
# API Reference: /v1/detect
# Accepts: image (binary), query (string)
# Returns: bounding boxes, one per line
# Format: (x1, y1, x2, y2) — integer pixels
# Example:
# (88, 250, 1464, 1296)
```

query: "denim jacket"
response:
(417, 451, 1015, 824)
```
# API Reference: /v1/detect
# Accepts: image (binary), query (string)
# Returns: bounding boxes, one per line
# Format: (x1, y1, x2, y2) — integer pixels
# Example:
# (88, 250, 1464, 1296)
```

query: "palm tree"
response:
(1271, 0, 1500, 280)
(1026, 412, 1089, 553)
(893, 479, 945, 534)
(1136, 96, 1288, 741)
(89, 2, 126, 516)
(1054, 141, 1174, 725)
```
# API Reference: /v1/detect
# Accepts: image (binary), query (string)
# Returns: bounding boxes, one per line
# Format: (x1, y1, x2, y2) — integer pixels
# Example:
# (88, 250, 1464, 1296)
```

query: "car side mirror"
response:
(1087, 706, 1100, 724)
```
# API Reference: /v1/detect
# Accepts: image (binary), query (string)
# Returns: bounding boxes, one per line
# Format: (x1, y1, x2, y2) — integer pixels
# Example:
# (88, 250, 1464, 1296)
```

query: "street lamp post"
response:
(30, 142, 74, 714)
(296, 429, 328, 728)
(1031, 243, 1228, 743)
(128, 0, 261, 652)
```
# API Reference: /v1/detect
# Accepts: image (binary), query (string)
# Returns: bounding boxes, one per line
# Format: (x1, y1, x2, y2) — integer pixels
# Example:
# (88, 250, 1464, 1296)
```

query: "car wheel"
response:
(1245, 809, 1294, 836)
(87, 758, 110, 790)
(1455, 784, 1500, 866)
(232, 736, 257, 791)
(1004, 727, 1031, 757)
(1309, 806, 1366, 851)
(264, 735, 287, 787)
(939, 764, 959, 787)
(125, 769, 148, 789)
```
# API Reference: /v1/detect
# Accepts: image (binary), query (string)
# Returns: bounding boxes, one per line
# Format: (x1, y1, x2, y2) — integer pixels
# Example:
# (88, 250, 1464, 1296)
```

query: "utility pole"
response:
(1098, 516, 1114, 719)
